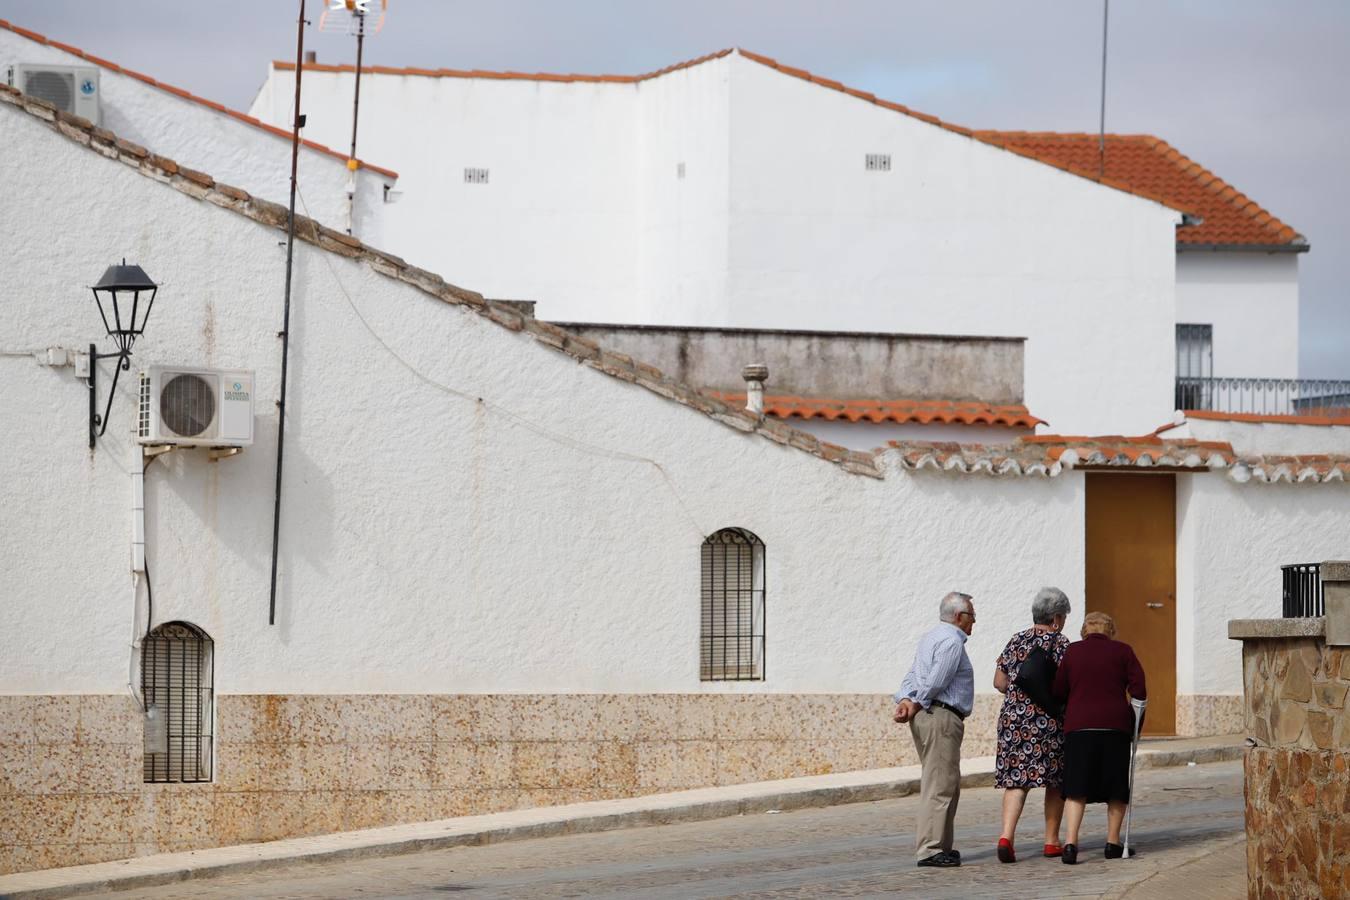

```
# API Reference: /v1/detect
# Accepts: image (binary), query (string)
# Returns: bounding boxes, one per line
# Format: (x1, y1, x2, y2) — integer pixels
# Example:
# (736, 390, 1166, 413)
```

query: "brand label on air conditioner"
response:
(224, 381, 250, 402)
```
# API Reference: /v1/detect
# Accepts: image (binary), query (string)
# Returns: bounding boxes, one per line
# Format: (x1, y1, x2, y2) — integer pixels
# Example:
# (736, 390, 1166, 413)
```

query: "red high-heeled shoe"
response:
(1043, 843, 1064, 858)
(997, 838, 1016, 863)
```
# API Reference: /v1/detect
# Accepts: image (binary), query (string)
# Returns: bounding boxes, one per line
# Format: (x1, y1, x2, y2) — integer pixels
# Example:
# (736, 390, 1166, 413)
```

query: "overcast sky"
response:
(4, 1, 1346, 376)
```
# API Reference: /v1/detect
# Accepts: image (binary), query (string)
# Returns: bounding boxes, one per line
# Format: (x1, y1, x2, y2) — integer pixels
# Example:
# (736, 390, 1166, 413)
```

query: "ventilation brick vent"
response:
(865, 153, 892, 172)
(464, 167, 490, 184)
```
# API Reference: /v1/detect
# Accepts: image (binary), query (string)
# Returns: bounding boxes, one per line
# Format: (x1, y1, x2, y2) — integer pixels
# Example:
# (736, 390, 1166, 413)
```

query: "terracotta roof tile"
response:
(0, 19, 399, 180)
(1181, 410, 1350, 427)
(972, 132, 1305, 248)
(709, 394, 1044, 429)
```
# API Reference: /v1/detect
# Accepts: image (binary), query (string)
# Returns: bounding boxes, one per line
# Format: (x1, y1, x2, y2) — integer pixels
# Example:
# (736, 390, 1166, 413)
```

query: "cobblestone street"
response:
(99, 759, 1244, 899)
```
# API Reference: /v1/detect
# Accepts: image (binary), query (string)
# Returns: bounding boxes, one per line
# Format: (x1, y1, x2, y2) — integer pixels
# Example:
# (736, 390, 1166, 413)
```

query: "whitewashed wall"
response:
(722, 55, 1180, 435)
(1176, 252, 1300, 380)
(1, 104, 1088, 700)
(256, 64, 650, 319)
(250, 53, 1182, 435)
(1174, 473, 1350, 698)
(1176, 417, 1350, 454)
(0, 29, 392, 243)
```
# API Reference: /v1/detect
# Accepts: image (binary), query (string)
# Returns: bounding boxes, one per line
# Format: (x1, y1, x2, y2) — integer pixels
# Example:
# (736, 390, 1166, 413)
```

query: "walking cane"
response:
(1122, 697, 1148, 859)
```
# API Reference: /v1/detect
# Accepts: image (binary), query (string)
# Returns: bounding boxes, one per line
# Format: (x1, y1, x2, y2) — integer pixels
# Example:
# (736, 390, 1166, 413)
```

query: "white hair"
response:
(1031, 587, 1072, 625)
(939, 592, 973, 623)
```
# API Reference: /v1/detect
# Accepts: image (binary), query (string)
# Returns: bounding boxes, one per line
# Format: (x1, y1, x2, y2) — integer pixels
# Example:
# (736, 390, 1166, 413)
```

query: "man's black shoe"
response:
(1062, 843, 1079, 865)
(917, 851, 961, 868)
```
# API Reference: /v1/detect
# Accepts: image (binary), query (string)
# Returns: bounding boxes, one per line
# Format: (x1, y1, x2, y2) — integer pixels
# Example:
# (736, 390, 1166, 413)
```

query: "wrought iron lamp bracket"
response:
(88, 342, 132, 448)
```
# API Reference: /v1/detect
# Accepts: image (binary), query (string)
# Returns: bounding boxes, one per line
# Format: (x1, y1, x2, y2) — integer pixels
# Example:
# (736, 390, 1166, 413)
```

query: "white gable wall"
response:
(263, 68, 648, 319)
(0, 29, 390, 243)
(0, 103, 1089, 698)
(1176, 252, 1300, 380)
(723, 55, 1181, 435)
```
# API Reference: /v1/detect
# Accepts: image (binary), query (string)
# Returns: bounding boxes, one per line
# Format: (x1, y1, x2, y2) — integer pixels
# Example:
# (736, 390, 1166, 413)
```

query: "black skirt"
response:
(1062, 730, 1132, 804)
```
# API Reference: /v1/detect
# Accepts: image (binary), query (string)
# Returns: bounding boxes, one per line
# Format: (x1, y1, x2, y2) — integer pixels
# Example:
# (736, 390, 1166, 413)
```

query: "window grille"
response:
(464, 167, 490, 184)
(701, 528, 765, 681)
(865, 153, 892, 172)
(142, 621, 214, 783)
(1175, 323, 1213, 409)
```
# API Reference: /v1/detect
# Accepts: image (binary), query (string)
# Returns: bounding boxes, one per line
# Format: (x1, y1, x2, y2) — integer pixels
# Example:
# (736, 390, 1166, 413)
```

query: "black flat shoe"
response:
(917, 851, 961, 868)
(1061, 843, 1078, 865)
(1104, 842, 1137, 859)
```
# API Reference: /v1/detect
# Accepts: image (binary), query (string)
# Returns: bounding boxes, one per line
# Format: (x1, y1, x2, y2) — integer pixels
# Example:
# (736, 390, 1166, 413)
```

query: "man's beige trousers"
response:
(908, 705, 965, 859)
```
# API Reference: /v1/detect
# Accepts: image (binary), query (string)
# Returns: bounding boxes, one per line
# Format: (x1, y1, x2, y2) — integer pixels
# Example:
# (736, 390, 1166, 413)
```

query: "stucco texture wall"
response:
(0, 102, 1084, 699)
(0, 29, 389, 243)
(1175, 475, 1350, 699)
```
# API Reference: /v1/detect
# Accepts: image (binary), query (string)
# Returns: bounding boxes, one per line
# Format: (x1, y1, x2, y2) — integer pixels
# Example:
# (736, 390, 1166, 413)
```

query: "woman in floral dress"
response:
(992, 587, 1072, 863)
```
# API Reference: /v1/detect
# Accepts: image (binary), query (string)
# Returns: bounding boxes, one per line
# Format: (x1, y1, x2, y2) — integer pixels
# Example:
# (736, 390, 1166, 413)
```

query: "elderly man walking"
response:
(893, 591, 976, 868)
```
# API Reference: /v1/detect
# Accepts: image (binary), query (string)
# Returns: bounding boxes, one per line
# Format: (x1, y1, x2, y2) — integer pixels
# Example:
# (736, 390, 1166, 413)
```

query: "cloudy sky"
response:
(4, 1, 1346, 376)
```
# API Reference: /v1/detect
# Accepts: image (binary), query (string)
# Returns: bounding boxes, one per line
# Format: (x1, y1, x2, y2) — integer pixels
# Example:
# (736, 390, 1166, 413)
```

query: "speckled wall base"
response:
(1174, 694, 1243, 736)
(0, 689, 1232, 874)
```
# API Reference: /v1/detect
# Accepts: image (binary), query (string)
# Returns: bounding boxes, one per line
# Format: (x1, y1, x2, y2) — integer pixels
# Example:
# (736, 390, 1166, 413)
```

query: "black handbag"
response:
(1012, 645, 1064, 718)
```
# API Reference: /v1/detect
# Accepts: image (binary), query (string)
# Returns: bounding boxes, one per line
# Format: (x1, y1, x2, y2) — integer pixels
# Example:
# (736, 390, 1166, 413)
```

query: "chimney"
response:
(742, 364, 768, 415)
(304, 51, 317, 65)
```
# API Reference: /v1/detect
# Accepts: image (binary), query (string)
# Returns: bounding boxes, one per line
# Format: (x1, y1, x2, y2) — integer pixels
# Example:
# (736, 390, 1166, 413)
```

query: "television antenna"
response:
(318, 0, 389, 233)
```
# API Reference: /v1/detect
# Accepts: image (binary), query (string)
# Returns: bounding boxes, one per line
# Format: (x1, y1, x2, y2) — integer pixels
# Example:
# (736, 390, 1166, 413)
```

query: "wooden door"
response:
(1085, 473, 1176, 735)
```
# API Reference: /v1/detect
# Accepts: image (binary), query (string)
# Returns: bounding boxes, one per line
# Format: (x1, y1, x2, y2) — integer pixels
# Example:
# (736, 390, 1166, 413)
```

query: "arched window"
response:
(142, 621, 215, 783)
(701, 528, 765, 681)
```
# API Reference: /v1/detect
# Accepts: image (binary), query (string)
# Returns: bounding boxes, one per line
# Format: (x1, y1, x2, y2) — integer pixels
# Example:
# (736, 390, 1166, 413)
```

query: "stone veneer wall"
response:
(1238, 633, 1350, 899)
(1, 693, 1007, 875)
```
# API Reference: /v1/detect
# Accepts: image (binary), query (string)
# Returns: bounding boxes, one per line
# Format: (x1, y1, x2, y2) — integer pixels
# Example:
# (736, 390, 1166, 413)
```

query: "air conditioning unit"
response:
(138, 366, 255, 448)
(7, 64, 100, 124)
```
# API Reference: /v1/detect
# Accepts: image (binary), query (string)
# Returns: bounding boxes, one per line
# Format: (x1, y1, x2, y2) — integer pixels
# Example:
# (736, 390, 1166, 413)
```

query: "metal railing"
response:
(1281, 563, 1323, 618)
(1175, 377, 1350, 416)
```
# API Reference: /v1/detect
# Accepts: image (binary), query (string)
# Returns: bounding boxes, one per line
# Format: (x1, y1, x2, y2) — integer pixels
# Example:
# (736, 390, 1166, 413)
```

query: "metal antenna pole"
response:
(270, 0, 306, 626)
(1099, 0, 1109, 180)
(350, 10, 365, 165)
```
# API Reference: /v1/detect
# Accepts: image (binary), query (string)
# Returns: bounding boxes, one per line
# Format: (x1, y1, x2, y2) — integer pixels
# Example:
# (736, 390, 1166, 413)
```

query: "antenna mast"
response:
(319, 0, 389, 234)
(1098, 0, 1109, 179)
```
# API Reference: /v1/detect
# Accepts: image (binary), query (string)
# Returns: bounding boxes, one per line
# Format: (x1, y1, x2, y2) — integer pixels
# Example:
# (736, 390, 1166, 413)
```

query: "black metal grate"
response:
(1175, 376, 1350, 416)
(142, 621, 215, 783)
(1174, 324, 1213, 409)
(1282, 564, 1323, 618)
(701, 528, 765, 681)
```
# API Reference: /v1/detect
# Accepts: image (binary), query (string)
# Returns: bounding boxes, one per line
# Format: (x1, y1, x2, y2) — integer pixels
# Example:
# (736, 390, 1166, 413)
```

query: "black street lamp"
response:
(88, 260, 159, 447)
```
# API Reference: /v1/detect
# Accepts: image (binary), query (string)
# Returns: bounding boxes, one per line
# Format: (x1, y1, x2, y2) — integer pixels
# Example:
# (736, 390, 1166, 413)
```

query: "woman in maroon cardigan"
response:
(1051, 611, 1146, 865)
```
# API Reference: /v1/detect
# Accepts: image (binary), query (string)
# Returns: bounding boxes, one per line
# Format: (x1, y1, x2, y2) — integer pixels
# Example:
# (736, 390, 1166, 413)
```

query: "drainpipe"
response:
(742, 364, 768, 415)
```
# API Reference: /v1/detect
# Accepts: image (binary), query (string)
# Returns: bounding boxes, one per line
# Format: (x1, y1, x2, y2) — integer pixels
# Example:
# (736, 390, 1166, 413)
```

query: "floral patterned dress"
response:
(995, 628, 1071, 789)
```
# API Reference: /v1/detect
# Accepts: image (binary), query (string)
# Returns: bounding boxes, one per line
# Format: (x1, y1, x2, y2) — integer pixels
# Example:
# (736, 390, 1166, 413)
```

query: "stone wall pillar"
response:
(1229, 617, 1350, 898)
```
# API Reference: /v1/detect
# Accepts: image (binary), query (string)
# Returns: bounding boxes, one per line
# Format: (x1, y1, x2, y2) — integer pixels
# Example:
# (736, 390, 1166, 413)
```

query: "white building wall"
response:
(722, 55, 1181, 435)
(1175, 473, 1349, 697)
(0, 29, 391, 242)
(251, 54, 1183, 435)
(1178, 417, 1350, 455)
(0, 104, 1089, 699)
(1176, 252, 1300, 380)
(257, 66, 648, 320)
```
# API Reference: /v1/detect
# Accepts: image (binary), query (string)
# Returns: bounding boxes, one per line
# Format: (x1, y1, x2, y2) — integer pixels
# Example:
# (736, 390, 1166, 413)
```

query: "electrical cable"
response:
(127, 453, 161, 710)
(294, 187, 708, 539)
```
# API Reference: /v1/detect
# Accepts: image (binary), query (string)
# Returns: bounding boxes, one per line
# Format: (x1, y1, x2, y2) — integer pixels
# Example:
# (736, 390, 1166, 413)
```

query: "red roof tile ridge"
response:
(0, 19, 399, 179)
(707, 392, 1044, 428)
(0, 84, 889, 482)
(1184, 410, 1350, 428)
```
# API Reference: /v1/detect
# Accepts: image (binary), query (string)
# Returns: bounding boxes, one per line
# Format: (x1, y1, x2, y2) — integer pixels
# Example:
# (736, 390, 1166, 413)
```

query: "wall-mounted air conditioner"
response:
(7, 64, 100, 124)
(138, 366, 255, 448)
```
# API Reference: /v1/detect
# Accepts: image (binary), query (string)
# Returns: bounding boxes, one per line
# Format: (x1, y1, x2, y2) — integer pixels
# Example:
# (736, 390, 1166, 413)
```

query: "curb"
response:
(0, 740, 1243, 899)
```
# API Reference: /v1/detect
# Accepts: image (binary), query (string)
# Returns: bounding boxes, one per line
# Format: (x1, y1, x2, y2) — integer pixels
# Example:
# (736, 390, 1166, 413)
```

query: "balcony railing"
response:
(1176, 377, 1350, 417)
(1281, 563, 1323, 618)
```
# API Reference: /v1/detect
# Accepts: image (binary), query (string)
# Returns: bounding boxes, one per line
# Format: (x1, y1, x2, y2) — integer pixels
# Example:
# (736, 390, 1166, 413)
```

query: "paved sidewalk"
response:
(0, 734, 1243, 899)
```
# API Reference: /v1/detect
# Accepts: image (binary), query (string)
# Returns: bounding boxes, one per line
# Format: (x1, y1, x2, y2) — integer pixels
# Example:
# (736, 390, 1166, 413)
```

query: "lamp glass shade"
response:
(91, 263, 158, 354)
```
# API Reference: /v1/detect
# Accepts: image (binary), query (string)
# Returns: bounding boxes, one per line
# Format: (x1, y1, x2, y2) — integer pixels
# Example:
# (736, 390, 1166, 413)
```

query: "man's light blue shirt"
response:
(893, 622, 974, 717)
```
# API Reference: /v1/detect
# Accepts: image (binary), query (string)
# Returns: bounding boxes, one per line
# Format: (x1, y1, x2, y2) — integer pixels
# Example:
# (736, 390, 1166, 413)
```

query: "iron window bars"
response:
(1281, 563, 1323, 619)
(1174, 324, 1213, 410)
(142, 621, 215, 783)
(701, 528, 765, 681)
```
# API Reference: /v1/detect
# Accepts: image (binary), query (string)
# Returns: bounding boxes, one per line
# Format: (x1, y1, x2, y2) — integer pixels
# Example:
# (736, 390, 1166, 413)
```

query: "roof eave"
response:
(1176, 240, 1310, 254)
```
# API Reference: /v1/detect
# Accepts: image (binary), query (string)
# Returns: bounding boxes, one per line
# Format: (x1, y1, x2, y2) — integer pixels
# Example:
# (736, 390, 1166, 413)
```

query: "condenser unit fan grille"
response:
(24, 70, 74, 112)
(160, 374, 216, 437)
